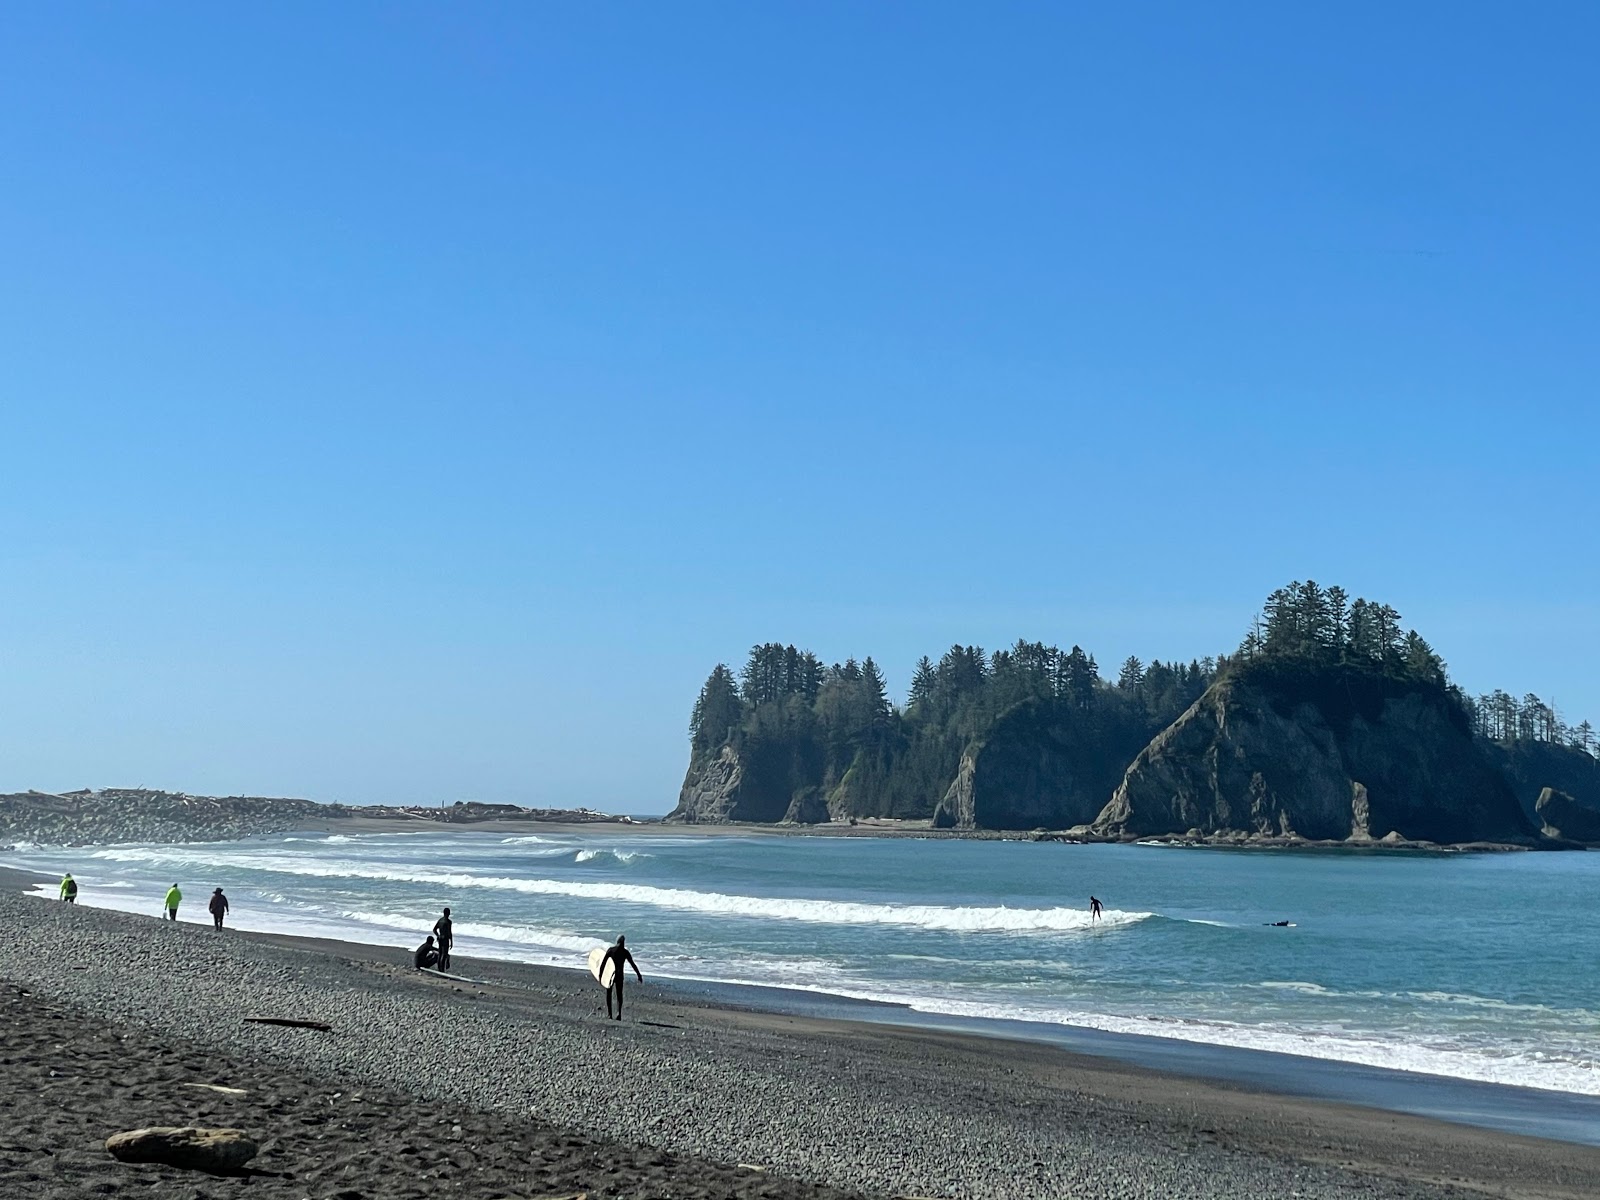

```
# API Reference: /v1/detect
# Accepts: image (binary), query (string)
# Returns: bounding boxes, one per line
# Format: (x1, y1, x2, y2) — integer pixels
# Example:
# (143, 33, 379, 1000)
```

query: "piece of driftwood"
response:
(242, 1017, 333, 1032)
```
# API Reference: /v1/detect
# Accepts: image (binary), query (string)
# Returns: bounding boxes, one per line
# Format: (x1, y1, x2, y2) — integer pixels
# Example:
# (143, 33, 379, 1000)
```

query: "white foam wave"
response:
(82, 847, 1148, 934)
(573, 848, 648, 865)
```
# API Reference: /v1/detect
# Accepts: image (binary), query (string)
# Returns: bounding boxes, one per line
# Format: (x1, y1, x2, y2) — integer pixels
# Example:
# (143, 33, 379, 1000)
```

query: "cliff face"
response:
(1484, 740, 1600, 824)
(932, 698, 1146, 830)
(1093, 666, 1541, 845)
(670, 746, 750, 824)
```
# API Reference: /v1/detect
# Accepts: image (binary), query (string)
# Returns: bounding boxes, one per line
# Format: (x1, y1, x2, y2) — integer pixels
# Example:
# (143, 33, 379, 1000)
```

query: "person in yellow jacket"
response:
(164, 883, 182, 921)
(60, 874, 78, 903)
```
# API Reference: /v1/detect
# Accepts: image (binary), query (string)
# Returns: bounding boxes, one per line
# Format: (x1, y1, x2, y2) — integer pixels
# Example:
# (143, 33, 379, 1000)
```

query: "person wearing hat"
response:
(59, 873, 78, 903)
(208, 887, 230, 930)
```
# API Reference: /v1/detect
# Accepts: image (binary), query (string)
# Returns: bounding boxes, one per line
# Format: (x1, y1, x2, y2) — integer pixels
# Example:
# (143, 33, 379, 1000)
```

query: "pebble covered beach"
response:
(3, 883, 1597, 1199)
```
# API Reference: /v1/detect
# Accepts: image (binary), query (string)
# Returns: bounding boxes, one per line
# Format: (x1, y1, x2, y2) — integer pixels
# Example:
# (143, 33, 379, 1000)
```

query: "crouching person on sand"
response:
(414, 936, 440, 969)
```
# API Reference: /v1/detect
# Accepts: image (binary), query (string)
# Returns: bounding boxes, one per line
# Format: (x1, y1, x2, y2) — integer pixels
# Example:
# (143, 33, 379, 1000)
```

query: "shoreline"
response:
(7, 785, 1568, 852)
(12, 853, 1600, 1138)
(5, 875, 1600, 1198)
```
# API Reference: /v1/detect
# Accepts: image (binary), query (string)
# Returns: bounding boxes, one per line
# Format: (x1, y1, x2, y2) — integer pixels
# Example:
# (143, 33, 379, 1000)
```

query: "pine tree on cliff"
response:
(690, 664, 745, 763)
(907, 656, 937, 710)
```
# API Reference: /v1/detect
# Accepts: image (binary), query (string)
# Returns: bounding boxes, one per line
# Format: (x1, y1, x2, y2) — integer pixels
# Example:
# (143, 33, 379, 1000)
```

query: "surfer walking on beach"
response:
(1089, 896, 1103, 923)
(59, 874, 77, 903)
(601, 935, 643, 1021)
(164, 883, 182, 921)
(208, 887, 230, 930)
(433, 907, 454, 971)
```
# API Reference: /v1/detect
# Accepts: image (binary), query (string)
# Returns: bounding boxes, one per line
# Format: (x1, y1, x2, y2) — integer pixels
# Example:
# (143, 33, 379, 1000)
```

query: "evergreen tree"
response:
(907, 656, 937, 710)
(689, 664, 744, 761)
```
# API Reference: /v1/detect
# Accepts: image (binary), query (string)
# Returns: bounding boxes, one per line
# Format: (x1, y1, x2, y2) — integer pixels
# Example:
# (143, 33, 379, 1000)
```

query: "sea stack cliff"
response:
(1091, 662, 1540, 845)
(670, 581, 1596, 846)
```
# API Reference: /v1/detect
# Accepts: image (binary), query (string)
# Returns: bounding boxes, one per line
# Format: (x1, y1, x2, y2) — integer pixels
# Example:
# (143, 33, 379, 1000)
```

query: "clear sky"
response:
(3, 4, 1596, 812)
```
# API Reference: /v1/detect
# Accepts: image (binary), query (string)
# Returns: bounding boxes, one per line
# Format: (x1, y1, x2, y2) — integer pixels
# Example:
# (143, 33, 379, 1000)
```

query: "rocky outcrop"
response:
(670, 746, 751, 824)
(1484, 740, 1600, 824)
(1535, 787, 1600, 842)
(1093, 664, 1542, 846)
(932, 698, 1146, 830)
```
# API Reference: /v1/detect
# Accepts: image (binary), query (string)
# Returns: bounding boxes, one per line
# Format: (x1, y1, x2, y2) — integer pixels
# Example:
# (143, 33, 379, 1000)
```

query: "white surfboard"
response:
(587, 946, 616, 988)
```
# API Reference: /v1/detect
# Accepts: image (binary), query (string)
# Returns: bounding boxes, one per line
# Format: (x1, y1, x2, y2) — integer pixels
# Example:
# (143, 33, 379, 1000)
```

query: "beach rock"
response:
(105, 1126, 259, 1173)
(1535, 787, 1600, 842)
(1093, 662, 1542, 845)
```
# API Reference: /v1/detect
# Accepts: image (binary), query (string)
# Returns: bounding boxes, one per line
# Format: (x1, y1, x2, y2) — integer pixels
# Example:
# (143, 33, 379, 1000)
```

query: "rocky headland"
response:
(0, 788, 621, 849)
(671, 585, 1600, 850)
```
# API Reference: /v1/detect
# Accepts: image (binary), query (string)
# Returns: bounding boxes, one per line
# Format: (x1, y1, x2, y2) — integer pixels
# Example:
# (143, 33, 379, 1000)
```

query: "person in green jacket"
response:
(164, 883, 182, 921)
(60, 874, 78, 903)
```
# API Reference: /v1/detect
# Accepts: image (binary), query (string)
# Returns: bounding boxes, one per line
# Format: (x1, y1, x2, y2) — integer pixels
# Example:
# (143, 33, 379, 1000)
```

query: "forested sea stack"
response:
(671, 581, 1598, 846)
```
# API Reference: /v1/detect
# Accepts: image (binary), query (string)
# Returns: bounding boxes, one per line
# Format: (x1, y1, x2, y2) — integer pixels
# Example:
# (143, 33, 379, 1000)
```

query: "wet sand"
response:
(4, 874, 1600, 1198)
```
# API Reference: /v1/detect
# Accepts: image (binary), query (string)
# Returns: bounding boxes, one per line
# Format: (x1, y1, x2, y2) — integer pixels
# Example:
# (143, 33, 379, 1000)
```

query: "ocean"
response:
(9, 829, 1599, 1100)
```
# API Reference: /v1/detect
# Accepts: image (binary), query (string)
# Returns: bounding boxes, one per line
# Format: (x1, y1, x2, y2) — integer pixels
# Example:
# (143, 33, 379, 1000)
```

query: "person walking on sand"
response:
(600, 934, 643, 1021)
(1089, 896, 1103, 923)
(432, 907, 454, 971)
(59, 874, 77, 903)
(208, 887, 230, 930)
(164, 883, 182, 921)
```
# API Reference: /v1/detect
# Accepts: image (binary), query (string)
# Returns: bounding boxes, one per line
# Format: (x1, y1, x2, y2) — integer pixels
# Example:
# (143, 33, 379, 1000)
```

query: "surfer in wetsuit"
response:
(601, 935, 643, 1021)
(414, 935, 440, 969)
(433, 907, 454, 971)
(1089, 896, 1103, 922)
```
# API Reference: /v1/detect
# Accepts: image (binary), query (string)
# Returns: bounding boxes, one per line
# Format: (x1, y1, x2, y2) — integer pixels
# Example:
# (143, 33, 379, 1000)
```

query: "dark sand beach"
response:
(4, 875, 1599, 1199)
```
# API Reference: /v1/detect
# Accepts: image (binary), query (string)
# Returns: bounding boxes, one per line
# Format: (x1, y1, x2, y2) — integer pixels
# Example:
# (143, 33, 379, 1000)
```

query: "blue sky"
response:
(3, 4, 1596, 811)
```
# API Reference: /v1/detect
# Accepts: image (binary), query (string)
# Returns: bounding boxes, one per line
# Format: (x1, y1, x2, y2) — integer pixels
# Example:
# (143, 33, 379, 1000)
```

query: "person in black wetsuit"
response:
(1089, 896, 1103, 922)
(414, 936, 440, 969)
(600, 935, 643, 1021)
(432, 907, 454, 971)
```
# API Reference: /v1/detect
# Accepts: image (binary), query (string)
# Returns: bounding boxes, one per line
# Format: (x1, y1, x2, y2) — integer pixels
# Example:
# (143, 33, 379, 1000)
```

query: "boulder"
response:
(105, 1127, 259, 1173)
(1535, 787, 1600, 842)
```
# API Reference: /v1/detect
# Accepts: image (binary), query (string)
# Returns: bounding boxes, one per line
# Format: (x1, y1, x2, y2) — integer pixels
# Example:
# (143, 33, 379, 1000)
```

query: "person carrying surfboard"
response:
(599, 935, 643, 1021)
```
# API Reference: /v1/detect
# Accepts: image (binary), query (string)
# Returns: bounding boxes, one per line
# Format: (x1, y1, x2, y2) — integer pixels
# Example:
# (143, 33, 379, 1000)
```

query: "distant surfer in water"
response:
(433, 907, 454, 971)
(414, 935, 440, 969)
(1089, 896, 1103, 922)
(601, 935, 643, 1021)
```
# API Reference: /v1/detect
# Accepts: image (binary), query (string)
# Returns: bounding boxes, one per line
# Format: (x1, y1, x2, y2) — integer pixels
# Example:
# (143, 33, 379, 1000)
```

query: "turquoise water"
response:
(9, 832, 1599, 1095)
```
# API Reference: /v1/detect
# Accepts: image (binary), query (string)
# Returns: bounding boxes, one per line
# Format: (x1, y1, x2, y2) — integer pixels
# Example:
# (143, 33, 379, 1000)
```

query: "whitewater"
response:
(7, 830, 1599, 1097)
